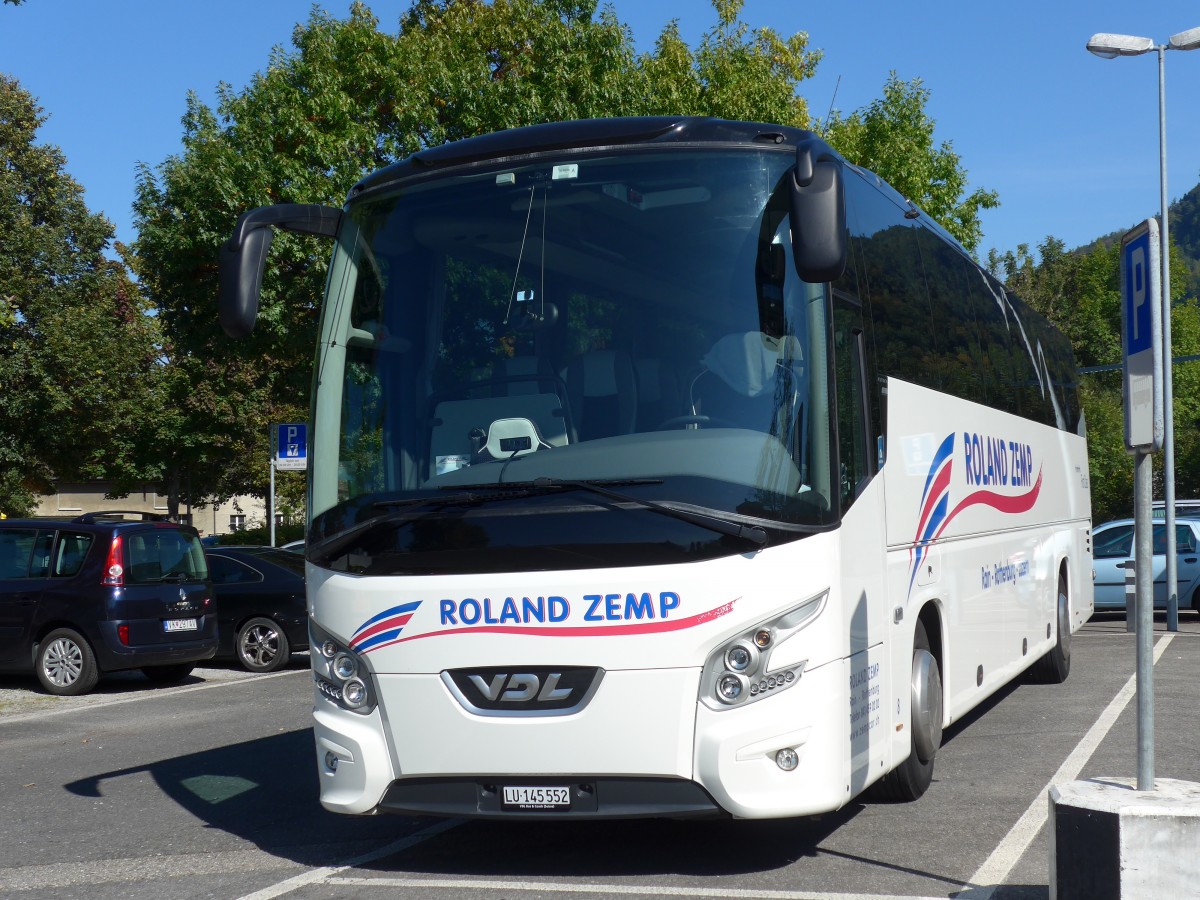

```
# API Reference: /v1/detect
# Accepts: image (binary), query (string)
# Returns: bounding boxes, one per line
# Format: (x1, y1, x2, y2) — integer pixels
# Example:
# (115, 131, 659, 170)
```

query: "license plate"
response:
(163, 618, 198, 633)
(501, 786, 570, 810)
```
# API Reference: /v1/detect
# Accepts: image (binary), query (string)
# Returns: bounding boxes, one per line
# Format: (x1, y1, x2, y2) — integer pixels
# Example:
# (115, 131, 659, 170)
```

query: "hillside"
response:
(1078, 183, 1200, 300)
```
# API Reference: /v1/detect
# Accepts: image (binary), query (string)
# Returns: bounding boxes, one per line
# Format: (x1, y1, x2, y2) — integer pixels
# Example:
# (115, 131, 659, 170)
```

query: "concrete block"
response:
(1050, 777, 1200, 900)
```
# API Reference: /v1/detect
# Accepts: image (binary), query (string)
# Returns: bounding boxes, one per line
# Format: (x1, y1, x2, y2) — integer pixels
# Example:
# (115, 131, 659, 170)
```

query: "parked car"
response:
(1092, 517, 1200, 613)
(0, 512, 217, 695)
(1152, 499, 1200, 520)
(279, 539, 305, 554)
(205, 547, 308, 672)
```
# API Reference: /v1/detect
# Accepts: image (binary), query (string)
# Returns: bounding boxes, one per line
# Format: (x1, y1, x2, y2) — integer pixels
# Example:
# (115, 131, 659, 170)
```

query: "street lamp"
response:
(1087, 27, 1200, 635)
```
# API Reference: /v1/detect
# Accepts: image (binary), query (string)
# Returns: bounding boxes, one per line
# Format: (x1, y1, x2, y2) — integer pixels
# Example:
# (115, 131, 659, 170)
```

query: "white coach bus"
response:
(219, 117, 1092, 819)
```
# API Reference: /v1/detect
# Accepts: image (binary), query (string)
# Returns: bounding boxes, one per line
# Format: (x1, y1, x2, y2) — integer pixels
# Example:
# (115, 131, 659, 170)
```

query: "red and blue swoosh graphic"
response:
(350, 601, 422, 654)
(908, 433, 1042, 594)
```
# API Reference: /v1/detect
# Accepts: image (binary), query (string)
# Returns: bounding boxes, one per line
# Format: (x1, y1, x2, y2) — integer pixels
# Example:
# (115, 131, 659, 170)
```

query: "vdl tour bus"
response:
(219, 117, 1092, 820)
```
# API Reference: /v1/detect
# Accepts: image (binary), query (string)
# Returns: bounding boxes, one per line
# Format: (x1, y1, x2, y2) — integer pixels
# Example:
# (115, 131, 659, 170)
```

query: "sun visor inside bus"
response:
(790, 140, 847, 284)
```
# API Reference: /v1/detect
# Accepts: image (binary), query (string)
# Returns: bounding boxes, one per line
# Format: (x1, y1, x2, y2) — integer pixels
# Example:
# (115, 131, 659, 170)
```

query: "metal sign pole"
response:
(1120, 219, 1163, 792)
(1133, 450, 1155, 790)
(269, 459, 276, 548)
(269, 425, 277, 548)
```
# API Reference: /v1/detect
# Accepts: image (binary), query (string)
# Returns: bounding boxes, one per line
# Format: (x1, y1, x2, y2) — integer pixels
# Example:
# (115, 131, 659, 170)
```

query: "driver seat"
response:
(564, 350, 638, 441)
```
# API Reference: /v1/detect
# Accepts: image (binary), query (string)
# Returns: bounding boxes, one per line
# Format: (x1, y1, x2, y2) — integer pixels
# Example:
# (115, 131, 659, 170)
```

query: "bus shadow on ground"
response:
(63, 729, 427, 868)
(60, 726, 875, 878)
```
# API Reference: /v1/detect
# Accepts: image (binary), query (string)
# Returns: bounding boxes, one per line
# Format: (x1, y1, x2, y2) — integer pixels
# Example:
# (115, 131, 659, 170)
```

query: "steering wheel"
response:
(657, 414, 734, 430)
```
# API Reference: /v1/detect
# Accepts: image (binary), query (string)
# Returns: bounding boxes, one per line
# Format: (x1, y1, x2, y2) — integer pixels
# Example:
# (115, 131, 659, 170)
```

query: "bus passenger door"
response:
(833, 292, 888, 790)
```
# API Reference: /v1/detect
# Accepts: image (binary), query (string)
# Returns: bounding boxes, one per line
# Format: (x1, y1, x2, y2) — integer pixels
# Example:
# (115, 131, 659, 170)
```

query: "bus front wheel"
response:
(873, 618, 941, 802)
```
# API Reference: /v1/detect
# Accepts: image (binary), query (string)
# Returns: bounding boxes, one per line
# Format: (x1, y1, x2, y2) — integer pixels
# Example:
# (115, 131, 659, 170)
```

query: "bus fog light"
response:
(321, 640, 338, 659)
(342, 677, 368, 708)
(717, 674, 746, 704)
(324, 751, 339, 772)
(333, 653, 357, 680)
(775, 748, 799, 771)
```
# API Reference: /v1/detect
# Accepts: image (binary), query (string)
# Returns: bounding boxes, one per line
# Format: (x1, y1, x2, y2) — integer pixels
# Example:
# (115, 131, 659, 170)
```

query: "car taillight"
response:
(103, 536, 124, 586)
(118, 624, 129, 646)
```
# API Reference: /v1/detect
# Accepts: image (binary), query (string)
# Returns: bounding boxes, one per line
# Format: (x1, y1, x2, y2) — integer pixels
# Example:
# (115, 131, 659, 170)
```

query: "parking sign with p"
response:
(1120, 219, 1163, 452)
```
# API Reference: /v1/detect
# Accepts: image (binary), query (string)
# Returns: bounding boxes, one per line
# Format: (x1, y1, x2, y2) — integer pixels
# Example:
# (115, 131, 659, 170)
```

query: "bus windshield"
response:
(310, 148, 837, 574)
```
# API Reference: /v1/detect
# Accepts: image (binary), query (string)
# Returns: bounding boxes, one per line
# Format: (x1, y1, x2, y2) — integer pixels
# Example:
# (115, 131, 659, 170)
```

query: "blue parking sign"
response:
(274, 423, 308, 471)
(1120, 220, 1163, 451)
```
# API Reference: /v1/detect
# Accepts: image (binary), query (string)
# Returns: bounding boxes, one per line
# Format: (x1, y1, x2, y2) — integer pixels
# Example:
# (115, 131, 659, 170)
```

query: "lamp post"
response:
(1088, 28, 1200, 637)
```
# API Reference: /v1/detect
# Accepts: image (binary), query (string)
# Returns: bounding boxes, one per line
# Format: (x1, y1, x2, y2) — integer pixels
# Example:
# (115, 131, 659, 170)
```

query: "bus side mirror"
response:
(218, 203, 342, 338)
(790, 139, 847, 284)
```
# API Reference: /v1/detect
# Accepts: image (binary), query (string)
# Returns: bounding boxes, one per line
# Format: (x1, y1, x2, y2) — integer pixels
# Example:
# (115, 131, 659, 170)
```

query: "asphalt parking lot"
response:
(1, 613, 1197, 899)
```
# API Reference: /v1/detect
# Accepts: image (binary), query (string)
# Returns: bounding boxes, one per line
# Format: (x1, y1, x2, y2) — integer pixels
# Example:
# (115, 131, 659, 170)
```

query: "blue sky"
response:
(4, 0, 1200, 264)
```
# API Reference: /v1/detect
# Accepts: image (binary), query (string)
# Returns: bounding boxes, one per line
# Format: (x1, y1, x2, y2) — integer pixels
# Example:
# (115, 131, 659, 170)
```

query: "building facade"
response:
(34, 482, 268, 537)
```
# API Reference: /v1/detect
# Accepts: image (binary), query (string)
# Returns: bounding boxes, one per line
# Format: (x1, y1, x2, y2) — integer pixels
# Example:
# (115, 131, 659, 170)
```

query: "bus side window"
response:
(833, 293, 871, 510)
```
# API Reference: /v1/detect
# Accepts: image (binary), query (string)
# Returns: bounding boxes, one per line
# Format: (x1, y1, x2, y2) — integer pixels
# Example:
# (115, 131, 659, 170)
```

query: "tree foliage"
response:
(0, 75, 162, 516)
(821, 73, 998, 253)
(130, 0, 999, 508)
(990, 235, 1200, 522)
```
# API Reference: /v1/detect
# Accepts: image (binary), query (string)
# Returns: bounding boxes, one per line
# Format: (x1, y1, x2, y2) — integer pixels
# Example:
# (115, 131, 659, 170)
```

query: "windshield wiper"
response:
(310, 477, 768, 564)
(492, 476, 769, 548)
(308, 487, 543, 564)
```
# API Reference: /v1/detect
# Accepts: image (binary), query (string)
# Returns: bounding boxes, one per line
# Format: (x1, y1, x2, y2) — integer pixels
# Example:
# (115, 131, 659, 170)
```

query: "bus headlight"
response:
(724, 642, 757, 673)
(717, 673, 747, 704)
(699, 591, 827, 711)
(342, 677, 368, 708)
(333, 653, 358, 681)
(310, 621, 377, 715)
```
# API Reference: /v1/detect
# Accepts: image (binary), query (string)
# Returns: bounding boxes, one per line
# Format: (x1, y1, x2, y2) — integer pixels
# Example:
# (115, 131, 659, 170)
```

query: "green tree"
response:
(0, 75, 163, 516)
(133, 0, 998, 507)
(990, 235, 1200, 522)
(636, 0, 819, 125)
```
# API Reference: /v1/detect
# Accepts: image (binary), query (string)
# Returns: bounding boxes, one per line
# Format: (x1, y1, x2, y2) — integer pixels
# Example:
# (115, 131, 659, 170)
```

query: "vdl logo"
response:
(443, 666, 604, 717)
(469, 672, 572, 703)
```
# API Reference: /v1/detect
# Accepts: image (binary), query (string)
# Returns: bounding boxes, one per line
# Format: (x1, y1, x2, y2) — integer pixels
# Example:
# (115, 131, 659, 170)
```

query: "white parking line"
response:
(236, 818, 462, 900)
(959, 632, 1176, 898)
(330, 878, 951, 899)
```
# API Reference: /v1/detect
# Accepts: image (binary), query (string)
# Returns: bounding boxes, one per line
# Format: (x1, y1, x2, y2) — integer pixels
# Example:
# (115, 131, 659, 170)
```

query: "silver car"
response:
(1092, 517, 1200, 612)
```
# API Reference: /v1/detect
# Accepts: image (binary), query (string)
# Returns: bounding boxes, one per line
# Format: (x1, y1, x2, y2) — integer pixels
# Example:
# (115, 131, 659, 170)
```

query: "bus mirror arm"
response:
(218, 203, 342, 338)
(790, 138, 848, 284)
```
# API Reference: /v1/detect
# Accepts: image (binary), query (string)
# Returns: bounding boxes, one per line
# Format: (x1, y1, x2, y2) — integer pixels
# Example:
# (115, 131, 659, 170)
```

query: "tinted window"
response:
(208, 555, 263, 584)
(1095, 525, 1134, 559)
(125, 530, 209, 584)
(250, 549, 306, 577)
(1177, 525, 1197, 554)
(847, 172, 935, 391)
(833, 295, 870, 511)
(30, 532, 53, 578)
(916, 225, 990, 405)
(0, 529, 39, 579)
(53, 532, 94, 578)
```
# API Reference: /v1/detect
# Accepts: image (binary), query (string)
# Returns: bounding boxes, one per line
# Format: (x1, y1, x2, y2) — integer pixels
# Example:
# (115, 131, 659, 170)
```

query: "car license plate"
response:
(163, 618, 198, 633)
(501, 786, 570, 810)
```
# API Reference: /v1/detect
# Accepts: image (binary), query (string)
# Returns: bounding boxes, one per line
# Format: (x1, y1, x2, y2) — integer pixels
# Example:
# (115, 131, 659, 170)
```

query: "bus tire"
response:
(1030, 576, 1071, 684)
(873, 618, 941, 802)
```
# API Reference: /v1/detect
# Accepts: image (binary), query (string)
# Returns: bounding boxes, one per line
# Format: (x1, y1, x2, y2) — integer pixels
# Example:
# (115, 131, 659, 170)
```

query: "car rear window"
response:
(125, 529, 209, 584)
(254, 549, 306, 577)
